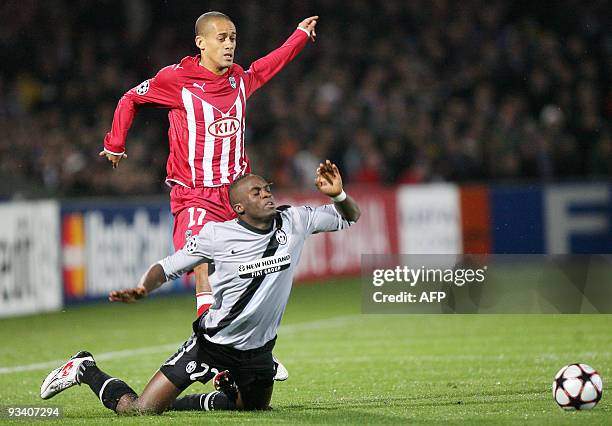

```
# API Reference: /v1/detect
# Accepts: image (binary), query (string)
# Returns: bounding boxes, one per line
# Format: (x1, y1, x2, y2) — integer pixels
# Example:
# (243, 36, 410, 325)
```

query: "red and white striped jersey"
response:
(104, 28, 310, 188)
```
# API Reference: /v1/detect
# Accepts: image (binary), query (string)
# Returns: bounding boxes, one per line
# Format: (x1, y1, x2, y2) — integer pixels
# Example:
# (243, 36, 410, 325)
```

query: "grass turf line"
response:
(0, 278, 610, 424)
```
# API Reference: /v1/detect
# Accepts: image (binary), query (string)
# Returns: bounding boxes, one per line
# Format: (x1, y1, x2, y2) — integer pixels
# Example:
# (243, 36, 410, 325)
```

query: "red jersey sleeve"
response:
(103, 65, 180, 155)
(244, 28, 310, 98)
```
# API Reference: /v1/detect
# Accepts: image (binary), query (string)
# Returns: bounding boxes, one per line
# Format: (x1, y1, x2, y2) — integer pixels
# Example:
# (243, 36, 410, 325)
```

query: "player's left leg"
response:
(172, 370, 273, 411)
(171, 336, 277, 411)
(232, 342, 276, 410)
(236, 378, 274, 410)
(170, 370, 238, 411)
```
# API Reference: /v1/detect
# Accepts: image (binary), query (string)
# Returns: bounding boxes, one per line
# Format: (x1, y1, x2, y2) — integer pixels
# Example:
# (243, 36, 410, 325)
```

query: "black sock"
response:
(80, 361, 137, 412)
(170, 392, 236, 411)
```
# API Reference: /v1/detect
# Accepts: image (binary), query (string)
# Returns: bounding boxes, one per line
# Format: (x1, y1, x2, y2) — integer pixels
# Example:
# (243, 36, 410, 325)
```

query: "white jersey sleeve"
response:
(158, 223, 214, 280)
(293, 204, 354, 235)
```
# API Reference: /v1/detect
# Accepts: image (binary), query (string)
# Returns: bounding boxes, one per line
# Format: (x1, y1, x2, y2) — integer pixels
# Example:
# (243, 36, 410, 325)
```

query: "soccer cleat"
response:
(213, 370, 238, 400)
(273, 356, 289, 381)
(40, 351, 94, 400)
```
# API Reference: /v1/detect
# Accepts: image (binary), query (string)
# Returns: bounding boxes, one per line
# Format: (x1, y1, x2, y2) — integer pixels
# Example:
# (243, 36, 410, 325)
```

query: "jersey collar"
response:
(194, 55, 234, 79)
(236, 218, 275, 235)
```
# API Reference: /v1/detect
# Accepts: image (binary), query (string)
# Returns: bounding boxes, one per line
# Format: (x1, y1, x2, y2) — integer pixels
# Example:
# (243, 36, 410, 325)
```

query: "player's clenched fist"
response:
(298, 16, 318, 42)
(109, 287, 148, 303)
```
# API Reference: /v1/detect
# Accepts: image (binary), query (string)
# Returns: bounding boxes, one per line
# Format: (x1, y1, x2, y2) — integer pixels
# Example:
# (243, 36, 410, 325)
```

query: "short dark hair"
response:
(195, 11, 232, 36)
(228, 173, 254, 206)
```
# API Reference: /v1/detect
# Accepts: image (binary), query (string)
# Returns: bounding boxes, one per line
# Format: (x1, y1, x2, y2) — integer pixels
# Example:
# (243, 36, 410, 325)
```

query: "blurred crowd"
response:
(1, 0, 610, 198)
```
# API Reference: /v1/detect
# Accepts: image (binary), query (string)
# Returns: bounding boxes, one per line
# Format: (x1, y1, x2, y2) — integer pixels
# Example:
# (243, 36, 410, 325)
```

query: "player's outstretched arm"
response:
(315, 160, 361, 222)
(108, 263, 166, 303)
(101, 65, 179, 168)
(109, 234, 212, 303)
(244, 16, 318, 97)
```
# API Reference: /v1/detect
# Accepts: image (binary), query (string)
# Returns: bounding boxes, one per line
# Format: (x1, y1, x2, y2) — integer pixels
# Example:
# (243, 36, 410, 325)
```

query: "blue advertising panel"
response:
(61, 199, 191, 303)
(489, 186, 545, 254)
(543, 184, 612, 254)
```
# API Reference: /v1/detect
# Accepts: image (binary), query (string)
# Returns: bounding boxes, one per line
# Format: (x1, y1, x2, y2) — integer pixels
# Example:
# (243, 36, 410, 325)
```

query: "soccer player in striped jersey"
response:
(40, 160, 360, 413)
(100, 11, 317, 375)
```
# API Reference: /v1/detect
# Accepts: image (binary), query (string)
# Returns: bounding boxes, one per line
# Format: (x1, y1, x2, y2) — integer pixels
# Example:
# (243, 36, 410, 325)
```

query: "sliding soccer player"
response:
(41, 161, 360, 413)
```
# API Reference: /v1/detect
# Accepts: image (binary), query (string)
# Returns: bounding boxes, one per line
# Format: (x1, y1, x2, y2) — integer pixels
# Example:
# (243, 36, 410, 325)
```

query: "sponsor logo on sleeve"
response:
(237, 254, 291, 278)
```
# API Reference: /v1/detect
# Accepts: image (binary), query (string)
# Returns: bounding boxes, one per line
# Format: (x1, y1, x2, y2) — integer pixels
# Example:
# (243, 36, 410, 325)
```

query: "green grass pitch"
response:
(0, 278, 610, 424)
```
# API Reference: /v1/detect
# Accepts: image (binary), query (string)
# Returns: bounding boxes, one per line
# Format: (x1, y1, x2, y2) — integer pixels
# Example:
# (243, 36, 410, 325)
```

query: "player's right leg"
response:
(40, 351, 180, 414)
(170, 186, 221, 316)
(39, 332, 238, 414)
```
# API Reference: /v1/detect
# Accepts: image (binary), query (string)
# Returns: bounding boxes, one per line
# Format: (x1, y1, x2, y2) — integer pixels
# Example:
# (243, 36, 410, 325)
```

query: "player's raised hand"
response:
(315, 160, 343, 197)
(298, 16, 318, 42)
(99, 149, 128, 169)
(109, 287, 147, 303)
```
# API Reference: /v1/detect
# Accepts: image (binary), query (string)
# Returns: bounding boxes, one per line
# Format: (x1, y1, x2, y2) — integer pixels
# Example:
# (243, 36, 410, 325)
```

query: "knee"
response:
(236, 383, 273, 411)
(237, 400, 271, 411)
(135, 397, 169, 415)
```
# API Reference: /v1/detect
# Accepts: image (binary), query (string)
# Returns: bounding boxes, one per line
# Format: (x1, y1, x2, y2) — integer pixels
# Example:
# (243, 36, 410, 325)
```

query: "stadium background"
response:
(0, 1, 611, 423)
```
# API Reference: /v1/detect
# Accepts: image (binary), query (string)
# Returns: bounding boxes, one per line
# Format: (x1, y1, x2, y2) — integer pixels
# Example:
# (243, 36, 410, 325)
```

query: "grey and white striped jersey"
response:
(159, 204, 353, 350)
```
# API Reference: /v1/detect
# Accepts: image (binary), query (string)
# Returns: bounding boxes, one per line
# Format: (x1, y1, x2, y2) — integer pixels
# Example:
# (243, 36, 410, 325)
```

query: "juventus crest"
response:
(275, 229, 287, 245)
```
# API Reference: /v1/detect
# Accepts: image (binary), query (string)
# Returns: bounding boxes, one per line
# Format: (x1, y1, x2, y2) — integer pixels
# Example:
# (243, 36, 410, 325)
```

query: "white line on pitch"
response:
(0, 315, 360, 375)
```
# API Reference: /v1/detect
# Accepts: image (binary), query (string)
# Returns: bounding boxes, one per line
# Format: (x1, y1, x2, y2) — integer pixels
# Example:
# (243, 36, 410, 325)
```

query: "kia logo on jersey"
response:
(207, 117, 240, 138)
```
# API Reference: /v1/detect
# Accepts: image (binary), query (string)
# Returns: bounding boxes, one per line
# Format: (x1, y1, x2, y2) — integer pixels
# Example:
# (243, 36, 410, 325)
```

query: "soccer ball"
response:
(552, 363, 603, 410)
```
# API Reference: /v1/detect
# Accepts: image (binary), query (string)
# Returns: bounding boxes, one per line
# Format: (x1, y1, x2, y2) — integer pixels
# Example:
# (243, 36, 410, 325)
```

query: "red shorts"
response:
(170, 185, 237, 250)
